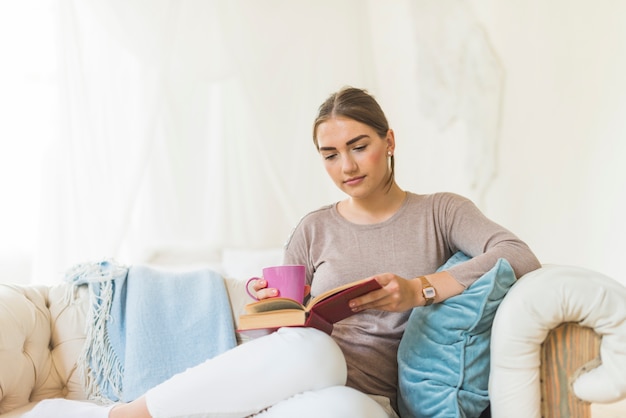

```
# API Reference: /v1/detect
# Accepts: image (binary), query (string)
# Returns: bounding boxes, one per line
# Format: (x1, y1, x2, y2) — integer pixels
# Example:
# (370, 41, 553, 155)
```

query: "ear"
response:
(386, 129, 396, 154)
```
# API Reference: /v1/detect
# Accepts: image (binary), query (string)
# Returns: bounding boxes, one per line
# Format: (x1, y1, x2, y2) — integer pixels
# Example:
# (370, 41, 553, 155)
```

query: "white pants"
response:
(145, 327, 394, 418)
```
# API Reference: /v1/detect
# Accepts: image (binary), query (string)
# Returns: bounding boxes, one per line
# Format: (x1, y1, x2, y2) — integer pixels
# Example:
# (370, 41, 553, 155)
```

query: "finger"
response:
(354, 296, 397, 312)
(252, 279, 267, 292)
(349, 288, 387, 311)
(256, 287, 279, 300)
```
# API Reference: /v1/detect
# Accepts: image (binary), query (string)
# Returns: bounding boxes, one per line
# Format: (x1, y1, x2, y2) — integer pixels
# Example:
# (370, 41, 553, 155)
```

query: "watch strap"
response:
(419, 276, 436, 306)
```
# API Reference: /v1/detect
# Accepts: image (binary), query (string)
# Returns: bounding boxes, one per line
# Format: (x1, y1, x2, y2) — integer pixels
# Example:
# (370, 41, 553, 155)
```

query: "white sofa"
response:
(1, 263, 625, 418)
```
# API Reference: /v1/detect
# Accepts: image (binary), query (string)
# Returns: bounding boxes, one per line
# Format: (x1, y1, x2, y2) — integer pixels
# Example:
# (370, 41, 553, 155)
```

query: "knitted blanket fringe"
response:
(65, 260, 127, 404)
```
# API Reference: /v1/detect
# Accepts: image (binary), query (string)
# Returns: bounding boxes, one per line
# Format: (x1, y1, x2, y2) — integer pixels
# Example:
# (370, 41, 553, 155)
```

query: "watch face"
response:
(424, 287, 436, 299)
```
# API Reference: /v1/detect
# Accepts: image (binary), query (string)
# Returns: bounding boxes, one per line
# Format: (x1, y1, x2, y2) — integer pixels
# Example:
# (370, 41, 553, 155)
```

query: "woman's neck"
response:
(338, 184, 407, 225)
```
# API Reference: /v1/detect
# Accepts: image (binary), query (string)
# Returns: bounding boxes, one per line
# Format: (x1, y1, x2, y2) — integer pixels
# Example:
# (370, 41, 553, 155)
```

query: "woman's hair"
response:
(313, 86, 395, 190)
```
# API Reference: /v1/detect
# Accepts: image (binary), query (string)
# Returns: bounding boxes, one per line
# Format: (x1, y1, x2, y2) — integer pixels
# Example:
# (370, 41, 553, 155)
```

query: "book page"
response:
(238, 309, 306, 330)
(244, 297, 305, 314)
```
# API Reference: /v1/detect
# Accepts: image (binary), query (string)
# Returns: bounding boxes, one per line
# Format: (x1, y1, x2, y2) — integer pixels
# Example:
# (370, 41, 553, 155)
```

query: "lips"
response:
(344, 175, 365, 186)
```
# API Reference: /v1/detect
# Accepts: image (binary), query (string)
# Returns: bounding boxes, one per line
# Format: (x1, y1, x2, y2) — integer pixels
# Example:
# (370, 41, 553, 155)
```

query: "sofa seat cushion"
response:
(0, 402, 37, 417)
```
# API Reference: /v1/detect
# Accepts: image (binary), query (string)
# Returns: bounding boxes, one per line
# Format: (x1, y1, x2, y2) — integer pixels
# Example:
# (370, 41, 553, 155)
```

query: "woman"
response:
(26, 87, 540, 418)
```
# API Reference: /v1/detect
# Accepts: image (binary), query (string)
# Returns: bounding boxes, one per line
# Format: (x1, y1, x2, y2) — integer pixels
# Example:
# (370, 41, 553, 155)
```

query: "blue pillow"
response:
(397, 252, 517, 418)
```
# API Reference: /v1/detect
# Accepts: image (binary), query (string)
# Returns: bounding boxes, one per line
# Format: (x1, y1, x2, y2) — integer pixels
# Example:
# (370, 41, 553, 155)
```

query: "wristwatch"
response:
(419, 276, 436, 306)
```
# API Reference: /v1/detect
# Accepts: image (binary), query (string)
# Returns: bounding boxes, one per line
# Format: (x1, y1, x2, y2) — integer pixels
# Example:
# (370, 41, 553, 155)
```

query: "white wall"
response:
(470, 0, 626, 283)
(366, 0, 626, 284)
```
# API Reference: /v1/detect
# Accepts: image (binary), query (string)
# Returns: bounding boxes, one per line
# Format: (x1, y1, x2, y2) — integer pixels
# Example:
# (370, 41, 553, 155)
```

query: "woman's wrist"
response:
(414, 271, 465, 306)
(417, 276, 436, 306)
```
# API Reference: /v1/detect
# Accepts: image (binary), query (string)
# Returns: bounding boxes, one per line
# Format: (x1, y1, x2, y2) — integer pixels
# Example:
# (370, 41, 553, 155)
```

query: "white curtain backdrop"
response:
(27, 0, 499, 283)
(3, 0, 625, 287)
(33, 0, 377, 282)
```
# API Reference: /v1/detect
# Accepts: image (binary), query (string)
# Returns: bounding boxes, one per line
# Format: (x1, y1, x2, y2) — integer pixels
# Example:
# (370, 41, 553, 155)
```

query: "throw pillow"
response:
(397, 252, 517, 418)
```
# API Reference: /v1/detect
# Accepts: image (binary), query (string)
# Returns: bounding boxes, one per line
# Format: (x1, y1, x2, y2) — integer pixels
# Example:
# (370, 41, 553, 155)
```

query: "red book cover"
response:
(306, 279, 382, 328)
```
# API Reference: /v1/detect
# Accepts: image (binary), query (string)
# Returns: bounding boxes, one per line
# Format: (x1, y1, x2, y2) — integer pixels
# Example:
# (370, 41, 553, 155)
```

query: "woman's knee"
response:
(270, 327, 347, 387)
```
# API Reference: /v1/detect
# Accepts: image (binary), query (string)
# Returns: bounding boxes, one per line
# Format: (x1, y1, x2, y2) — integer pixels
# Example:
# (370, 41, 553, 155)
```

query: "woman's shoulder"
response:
(407, 191, 472, 206)
(290, 203, 337, 231)
(284, 203, 337, 249)
(300, 203, 335, 221)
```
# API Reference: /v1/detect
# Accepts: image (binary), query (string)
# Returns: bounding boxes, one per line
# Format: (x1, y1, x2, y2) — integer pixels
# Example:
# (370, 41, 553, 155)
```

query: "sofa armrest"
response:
(0, 283, 90, 414)
(541, 322, 600, 417)
(0, 284, 52, 413)
(489, 265, 626, 418)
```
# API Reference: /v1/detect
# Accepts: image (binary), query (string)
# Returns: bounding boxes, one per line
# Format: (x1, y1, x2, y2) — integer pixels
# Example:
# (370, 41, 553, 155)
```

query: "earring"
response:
(387, 151, 392, 156)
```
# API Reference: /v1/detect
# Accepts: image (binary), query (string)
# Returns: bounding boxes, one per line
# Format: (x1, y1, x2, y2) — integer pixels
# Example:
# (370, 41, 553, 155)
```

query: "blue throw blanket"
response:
(67, 260, 237, 403)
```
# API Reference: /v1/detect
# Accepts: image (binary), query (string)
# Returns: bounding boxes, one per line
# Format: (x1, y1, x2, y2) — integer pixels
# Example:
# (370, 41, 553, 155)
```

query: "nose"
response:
(341, 154, 357, 174)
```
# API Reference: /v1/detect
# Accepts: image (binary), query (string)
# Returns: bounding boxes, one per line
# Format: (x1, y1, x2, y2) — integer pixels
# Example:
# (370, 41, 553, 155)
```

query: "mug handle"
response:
(245, 277, 262, 300)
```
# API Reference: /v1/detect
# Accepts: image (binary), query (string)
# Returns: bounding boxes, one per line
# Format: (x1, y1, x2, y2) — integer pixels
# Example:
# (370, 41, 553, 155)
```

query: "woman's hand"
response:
(348, 271, 465, 312)
(248, 279, 277, 300)
(348, 274, 420, 312)
(248, 279, 311, 301)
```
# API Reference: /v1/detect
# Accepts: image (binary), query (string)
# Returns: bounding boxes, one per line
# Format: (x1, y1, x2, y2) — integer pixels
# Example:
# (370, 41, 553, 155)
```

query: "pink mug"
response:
(246, 264, 306, 303)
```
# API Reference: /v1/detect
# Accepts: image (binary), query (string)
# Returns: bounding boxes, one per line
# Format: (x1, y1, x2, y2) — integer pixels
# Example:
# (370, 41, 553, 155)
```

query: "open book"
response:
(237, 277, 382, 336)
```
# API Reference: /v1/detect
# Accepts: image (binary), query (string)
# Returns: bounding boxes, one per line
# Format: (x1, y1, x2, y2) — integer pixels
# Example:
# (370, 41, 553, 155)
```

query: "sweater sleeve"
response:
(438, 193, 541, 287)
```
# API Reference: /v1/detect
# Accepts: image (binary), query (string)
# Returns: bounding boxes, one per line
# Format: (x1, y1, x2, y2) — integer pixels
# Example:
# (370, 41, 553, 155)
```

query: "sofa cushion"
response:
(397, 252, 516, 418)
(0, 283, 89, 415)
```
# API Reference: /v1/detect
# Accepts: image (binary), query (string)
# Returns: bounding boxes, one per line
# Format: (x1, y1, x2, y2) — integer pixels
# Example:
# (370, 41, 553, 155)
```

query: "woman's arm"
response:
(350, 194, 541, 312)
(348, 270, 464, 312)
(441, 194, 541, 287)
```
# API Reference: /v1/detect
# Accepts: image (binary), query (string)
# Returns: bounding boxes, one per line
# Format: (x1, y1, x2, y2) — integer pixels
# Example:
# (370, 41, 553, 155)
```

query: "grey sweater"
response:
(283, 192, 541, 411)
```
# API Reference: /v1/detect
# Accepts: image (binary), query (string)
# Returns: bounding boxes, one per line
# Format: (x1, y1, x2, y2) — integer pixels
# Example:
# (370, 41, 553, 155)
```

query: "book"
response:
(237, 277, 382, 336)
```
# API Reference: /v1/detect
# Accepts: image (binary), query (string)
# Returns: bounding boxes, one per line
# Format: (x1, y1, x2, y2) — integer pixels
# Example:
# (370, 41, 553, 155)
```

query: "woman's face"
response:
(316, 117, 394, 200)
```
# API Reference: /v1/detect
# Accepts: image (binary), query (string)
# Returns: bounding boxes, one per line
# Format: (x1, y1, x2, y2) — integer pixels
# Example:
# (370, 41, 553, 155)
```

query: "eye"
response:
(353, 145, 367, 152)
(322, 153, 337, 161)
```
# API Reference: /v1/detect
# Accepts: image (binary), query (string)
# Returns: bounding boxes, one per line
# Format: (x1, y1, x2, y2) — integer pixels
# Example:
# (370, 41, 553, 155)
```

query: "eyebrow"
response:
(318, 134, 369, 151)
